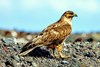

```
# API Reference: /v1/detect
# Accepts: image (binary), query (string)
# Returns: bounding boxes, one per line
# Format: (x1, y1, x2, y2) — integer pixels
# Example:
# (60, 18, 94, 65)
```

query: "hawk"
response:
(19, 10, 77, 58)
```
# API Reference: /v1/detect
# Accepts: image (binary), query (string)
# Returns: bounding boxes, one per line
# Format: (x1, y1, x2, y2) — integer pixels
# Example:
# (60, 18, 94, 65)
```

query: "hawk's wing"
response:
(21, 22, 72, 52)
(40, 23, 72, 45)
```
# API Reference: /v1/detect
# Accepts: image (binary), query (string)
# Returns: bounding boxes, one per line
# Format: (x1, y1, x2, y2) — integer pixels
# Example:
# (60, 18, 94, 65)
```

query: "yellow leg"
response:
(49, 39, 70, 58)
(55, 44, 70, 59)
(56, 44, 63, 58)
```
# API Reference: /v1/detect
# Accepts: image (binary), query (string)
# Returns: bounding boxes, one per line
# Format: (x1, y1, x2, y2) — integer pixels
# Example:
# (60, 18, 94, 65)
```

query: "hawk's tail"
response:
(20, 41, 33, 53)
(19, 36, 43, 56)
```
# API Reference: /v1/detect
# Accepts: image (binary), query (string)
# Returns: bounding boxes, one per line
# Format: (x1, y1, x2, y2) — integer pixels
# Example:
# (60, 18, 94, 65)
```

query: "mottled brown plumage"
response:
(19, 10, 77, 58)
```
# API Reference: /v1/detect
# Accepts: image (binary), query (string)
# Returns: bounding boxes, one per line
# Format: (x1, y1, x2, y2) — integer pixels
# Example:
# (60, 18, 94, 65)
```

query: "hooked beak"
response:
(74, 13, 78, 17)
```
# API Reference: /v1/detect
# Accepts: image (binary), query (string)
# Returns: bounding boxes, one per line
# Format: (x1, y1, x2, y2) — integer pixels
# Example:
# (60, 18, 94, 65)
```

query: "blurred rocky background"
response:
(0, 29, 100, 67)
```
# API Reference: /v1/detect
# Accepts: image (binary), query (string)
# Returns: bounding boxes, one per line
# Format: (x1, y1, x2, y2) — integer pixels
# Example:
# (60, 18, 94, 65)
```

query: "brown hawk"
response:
(19, 10, 77, 58)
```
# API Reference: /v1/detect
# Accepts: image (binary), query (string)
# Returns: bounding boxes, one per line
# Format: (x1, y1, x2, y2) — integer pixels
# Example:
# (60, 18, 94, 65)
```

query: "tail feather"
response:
(19, 35, 43, 56)
(20, 41, 33, 53)
(19, 44, 43, 56)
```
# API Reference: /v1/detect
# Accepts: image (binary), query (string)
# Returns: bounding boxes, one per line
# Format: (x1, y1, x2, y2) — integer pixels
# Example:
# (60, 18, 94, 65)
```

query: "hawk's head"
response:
(63, 10, 77, 19)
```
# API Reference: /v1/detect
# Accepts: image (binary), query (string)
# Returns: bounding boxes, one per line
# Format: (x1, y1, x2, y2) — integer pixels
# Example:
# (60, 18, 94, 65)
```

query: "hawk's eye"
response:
(67, 16, 72, 18)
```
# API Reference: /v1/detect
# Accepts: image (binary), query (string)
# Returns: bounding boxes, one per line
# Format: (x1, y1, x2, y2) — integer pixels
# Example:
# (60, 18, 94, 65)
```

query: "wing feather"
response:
(40, 24, 72, 45)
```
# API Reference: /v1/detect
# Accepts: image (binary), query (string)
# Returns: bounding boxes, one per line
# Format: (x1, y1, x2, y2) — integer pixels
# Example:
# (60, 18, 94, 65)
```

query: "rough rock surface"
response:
(0, 37, 100, 67)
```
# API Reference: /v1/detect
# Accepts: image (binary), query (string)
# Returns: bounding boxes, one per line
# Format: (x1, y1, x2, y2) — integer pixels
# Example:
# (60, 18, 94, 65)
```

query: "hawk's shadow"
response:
(28, 47, 53, 58)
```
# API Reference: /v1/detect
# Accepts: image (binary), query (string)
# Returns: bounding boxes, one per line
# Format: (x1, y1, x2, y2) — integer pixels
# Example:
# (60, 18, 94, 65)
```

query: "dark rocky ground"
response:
(0, 30, 100, 67)
(0, 37, 100, 67)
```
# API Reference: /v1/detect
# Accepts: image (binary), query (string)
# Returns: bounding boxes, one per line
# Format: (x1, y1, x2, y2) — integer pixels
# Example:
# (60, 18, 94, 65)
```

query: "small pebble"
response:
(61, 60, 69, 64)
